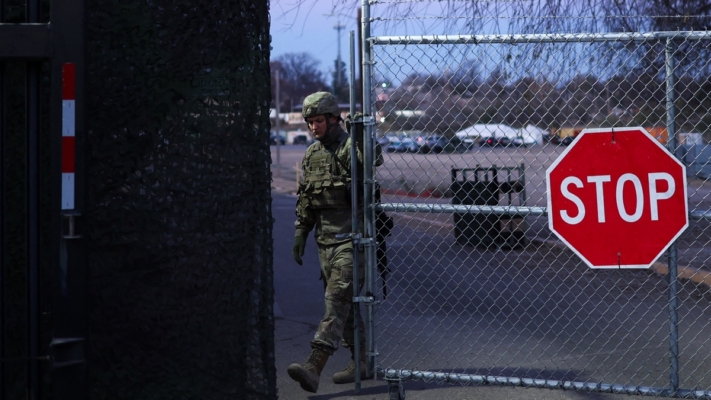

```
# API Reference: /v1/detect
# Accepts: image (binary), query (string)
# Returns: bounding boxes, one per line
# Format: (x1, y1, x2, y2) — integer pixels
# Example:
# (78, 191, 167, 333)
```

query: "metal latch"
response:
(335, 232, 360, 241)
(61, 211, 82, 239)
(362, 116, 377, 126)
(335, 233, 376, 247)
(50, 337, 85, 368)
(353, 296, 374, 303)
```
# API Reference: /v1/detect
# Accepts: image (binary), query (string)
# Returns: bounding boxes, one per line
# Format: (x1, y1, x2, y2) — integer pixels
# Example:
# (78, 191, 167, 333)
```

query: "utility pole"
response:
(334, 22, 345, 94)
(275, 69, 281, 177)
(324, 13, 352, 100)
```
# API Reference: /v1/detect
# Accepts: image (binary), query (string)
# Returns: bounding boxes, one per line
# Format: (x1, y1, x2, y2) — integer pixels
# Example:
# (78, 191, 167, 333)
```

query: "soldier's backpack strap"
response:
(322, 144, 351, 176)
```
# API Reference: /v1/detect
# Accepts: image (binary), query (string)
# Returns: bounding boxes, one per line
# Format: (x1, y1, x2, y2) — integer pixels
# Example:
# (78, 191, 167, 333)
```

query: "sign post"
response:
(546, 127, 688, 269)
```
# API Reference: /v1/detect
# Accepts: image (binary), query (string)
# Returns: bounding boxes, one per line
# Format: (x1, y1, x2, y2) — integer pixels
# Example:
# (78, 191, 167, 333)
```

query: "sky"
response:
(267, 1, 625, 87)
(269, 1, 363, 77)
(268, 0, 534, 83)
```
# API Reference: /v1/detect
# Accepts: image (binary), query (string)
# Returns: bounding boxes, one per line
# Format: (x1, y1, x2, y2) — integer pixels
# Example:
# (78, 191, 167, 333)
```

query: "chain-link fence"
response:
(360, 3, 711, 397)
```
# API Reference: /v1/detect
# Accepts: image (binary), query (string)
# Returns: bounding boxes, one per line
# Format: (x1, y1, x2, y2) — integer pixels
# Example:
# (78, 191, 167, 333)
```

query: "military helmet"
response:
(302, 92, 341, 120)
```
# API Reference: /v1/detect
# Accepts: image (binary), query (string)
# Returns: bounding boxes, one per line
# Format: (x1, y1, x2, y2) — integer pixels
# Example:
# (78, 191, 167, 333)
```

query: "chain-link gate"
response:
(359, 5, 711, 397)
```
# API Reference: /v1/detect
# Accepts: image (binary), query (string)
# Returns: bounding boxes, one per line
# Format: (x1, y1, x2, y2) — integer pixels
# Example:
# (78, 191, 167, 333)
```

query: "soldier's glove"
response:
(292, 236, 306, 265)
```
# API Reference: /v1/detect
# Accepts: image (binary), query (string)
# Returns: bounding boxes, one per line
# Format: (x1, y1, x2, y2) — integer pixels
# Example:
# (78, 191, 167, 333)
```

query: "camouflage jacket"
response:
(295, 127, 382, 246)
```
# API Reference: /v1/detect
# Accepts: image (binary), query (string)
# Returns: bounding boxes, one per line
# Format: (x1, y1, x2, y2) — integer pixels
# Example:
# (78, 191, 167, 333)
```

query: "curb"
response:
(650, 261, 711, 287)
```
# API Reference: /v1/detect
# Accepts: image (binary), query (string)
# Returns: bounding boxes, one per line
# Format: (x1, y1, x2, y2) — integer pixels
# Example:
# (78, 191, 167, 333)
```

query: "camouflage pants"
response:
(311, 241, 365, 355)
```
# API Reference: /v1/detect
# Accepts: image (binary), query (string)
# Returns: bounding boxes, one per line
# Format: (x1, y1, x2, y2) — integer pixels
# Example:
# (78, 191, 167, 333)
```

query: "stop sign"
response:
(546, 127, 688, 269)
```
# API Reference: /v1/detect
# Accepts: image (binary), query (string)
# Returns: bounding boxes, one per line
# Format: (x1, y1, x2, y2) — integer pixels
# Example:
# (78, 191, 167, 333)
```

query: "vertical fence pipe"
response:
(26, 3, 42, 398)
(0, 61, 5, 400)
(348, 30, 363, 394)
(27, 0, 39, 21)
(26, 61, 40, 400)
(665, 36, 680, 393)
(360, 0, 376, 377)
(0, 10, 4, 400)
(274, 70, 280, 178)
(50, 0, 87, 397)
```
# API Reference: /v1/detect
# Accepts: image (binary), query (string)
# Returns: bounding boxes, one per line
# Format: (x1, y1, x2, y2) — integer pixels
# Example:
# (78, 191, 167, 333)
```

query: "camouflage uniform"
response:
(295, 126, 372, 354)
(288, 91, 384, 392)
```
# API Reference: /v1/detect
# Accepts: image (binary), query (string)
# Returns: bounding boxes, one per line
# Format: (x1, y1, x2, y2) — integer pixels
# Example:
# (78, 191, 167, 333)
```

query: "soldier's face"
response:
(306, 114, 338, 140)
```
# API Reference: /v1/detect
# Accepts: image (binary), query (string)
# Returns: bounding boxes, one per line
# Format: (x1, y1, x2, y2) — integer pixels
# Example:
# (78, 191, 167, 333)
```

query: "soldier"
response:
(288, 92, 381, 393)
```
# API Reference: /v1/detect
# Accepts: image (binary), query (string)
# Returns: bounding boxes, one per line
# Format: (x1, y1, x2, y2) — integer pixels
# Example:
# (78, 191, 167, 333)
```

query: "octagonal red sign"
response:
(546, 127, 688, 268)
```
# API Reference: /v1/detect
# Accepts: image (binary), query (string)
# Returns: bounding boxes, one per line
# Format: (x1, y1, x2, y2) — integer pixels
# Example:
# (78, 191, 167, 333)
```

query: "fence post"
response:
(664, 36, 680, 393)
(0, 60, 4, 400)
(26, 60, 41, 400)
(361, 0, 377, 378)
(50, 0, 87, 398)
(348, 30, 364, 394)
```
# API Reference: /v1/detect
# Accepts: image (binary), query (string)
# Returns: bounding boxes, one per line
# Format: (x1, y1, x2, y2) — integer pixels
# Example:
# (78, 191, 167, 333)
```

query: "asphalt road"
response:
(272, 192, 652, 400)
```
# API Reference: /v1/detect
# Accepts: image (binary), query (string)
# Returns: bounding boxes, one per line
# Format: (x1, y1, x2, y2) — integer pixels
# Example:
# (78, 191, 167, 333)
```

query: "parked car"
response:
(511, 136, 527, 147)
(377, 136, 391, 146)
(293, 135, 310, 145)
(460, 137, 476, 151)
(270, 132, 286, 145)
(418, 135, 462, 153)
(385, 133, 399, 142)
(480, 136, 511, 147)
(550, 135, 574, 146)
(386, 137, 419, 153)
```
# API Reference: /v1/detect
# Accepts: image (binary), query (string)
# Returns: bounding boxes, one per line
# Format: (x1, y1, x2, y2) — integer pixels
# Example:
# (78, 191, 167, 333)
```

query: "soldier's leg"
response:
(311, 242, 356, 353)
(341, 306, 365, 350)
(340, 245, 365, 350)
(321, 244, 371, 384)
(333, 297, 371, 383)
(287, 244, 334, 393)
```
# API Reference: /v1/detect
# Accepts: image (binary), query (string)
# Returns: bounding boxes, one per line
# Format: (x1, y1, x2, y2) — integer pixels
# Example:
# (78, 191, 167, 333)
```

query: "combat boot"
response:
(333, 346, 371, 384)
(287, 348, 330, 393)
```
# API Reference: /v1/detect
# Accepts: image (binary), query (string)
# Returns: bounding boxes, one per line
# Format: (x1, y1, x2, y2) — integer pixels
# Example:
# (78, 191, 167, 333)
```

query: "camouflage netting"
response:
(85, 0, 275, 398)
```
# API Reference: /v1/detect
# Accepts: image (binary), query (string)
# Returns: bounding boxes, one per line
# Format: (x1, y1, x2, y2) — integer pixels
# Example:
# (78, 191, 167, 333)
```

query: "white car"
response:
(461, 138, 476, 150)
(512, 136, 536, 147)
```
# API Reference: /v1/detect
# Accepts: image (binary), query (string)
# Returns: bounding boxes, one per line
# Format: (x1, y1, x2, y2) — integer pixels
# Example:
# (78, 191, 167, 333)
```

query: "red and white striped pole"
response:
(61, 63, 76, 210)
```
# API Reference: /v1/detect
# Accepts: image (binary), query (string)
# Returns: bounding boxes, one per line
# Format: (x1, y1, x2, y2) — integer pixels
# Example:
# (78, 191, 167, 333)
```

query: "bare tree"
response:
(598, 0, 711, 76)
(271, 52, 329, 111)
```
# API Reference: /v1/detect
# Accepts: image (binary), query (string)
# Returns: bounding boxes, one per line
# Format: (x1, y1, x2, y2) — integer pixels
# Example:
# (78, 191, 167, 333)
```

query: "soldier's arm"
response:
(351, 141, 382, 172)
(295, 156, 316, 238)
(348, 113, 383, 168)
(374, 141, 383, 167)
(295, 195, 316, 238)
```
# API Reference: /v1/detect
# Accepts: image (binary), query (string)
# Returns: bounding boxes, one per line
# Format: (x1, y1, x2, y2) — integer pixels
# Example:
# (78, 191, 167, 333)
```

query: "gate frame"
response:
(0, 0, 86, 398)
(361, 18, 711, 398)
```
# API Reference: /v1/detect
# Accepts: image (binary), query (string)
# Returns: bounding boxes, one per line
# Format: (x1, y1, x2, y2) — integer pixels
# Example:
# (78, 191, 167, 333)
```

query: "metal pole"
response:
(0, 6, 5, 396)
(665, 36, 680, 393)
(275, 69, 281, 178)
(348, 30, 362, 394)
(27, 0, 41, 395)
(361, 0, 376, 378)
(26, 60, 41, 400)
(0, 5, 4, 397)
(334, 23, 345, 93)
(0, 60, 5, 400)
(357, 8, 363, 112)
(51, 0, 87, 398)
